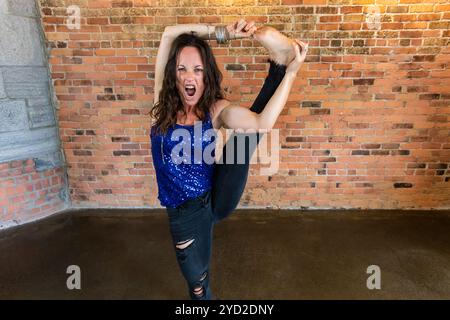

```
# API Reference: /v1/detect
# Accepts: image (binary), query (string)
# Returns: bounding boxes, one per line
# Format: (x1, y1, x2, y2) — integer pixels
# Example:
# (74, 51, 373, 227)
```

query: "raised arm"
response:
(218, 41, 308, 131)
(153, 20, 256, 106)
(153, 25, 211, 106)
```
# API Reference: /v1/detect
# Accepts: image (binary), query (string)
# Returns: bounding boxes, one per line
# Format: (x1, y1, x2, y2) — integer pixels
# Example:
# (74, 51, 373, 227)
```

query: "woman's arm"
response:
(153, 20, 256, 106)
(218, 41, 308, 131)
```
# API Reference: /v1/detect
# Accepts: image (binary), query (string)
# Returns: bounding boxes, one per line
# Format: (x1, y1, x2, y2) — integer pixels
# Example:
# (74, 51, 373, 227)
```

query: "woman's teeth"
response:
(185, 85, 196, 97)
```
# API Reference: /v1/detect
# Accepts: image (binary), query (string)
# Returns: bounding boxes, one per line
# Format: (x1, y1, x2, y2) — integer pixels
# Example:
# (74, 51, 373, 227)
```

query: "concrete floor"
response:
(1, 209, 450, 299)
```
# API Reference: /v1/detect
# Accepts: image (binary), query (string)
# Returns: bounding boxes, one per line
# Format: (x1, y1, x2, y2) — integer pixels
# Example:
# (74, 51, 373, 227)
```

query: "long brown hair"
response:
(151, 33, 224, 135)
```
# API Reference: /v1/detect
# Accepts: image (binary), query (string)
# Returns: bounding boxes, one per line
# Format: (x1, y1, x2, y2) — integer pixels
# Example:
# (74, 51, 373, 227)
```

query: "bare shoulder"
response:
(211, 99, 231, 114)
(210, 99, 231, 129)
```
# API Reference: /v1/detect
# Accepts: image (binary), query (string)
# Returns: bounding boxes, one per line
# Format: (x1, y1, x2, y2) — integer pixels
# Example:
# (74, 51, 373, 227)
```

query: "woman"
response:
(150, 20, 308, 299)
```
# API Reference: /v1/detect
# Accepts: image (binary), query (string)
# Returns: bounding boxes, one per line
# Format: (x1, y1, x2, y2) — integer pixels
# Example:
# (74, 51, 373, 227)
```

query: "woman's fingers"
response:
(240, 21, 257, 38)
(231, 19, 244, 32)
(229, 19, 257, 39)
(294, 39, 308, 58)
(286, 41, 308, 75)
(244, 21, 255, 32)
(293, 43, 301, 60)
(236, 19, 246, 32)
(302, 42, 309, 58)
(242, 26, 257, 37)
(294, 39, 303, 53)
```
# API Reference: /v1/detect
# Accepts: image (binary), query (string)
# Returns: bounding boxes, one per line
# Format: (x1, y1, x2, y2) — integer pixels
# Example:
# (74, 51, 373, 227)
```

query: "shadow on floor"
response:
(1, 209, 450, 299)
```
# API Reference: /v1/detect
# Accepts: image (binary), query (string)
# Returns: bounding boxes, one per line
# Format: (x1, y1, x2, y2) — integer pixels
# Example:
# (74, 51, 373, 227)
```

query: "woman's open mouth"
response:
(185, 85, 196, 97)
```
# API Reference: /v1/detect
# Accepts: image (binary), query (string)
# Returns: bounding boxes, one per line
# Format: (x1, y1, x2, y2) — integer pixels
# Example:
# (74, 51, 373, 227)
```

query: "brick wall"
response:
(0, 0, 69, 229)
(0, 160, 67, 228)
(38, 0, 450, 209)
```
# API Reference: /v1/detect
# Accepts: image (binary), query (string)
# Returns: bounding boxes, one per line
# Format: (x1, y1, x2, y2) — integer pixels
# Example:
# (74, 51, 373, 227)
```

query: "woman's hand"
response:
(226, 19, 257, 39)
(286, 40, 308, 76)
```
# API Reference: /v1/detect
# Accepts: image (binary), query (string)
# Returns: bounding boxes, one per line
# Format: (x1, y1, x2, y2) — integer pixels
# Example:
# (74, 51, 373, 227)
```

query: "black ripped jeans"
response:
(167, 60, 286, 300)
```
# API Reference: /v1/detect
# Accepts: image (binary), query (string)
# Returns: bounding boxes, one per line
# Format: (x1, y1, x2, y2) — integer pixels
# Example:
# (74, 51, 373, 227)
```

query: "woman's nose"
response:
(185, 69, 195, 78)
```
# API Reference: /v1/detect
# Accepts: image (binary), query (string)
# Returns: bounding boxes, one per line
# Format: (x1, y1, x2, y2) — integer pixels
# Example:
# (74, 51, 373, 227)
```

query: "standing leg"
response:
(167, 191, 215, 300)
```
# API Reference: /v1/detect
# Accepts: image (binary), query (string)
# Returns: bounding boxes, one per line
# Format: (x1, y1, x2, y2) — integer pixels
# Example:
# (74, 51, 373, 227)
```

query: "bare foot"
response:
(253, 26, 299, 66)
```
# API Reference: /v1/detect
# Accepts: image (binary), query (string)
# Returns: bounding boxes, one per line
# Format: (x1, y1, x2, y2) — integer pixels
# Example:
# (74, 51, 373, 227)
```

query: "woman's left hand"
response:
(286, 40, 308, 76)
(226, 19, 257, 39)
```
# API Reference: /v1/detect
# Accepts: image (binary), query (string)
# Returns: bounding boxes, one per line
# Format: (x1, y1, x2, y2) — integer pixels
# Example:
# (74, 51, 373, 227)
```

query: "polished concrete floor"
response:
(1, 209, 450, 299)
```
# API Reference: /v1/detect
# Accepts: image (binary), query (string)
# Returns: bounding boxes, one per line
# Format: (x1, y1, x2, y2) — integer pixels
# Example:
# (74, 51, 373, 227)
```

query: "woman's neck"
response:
(177, 107, 201, 125)
(182, 104, 196, 115)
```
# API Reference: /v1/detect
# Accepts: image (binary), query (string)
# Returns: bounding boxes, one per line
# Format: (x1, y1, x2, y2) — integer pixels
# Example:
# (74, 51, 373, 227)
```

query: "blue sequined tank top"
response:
(150, 112, 216, 208)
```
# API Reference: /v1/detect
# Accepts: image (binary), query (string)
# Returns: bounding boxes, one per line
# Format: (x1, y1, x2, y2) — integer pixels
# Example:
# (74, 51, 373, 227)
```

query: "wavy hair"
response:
(151, 33, 224, 135)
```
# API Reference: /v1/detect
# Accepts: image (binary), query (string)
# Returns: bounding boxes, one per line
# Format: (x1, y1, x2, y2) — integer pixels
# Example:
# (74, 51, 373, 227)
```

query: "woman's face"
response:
(176, 46, 205, 109)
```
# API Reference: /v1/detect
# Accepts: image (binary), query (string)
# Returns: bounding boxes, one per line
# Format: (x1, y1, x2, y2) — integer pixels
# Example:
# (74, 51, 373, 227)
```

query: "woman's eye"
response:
(195, 69, 203, 72)
(177, 68, 185, 71)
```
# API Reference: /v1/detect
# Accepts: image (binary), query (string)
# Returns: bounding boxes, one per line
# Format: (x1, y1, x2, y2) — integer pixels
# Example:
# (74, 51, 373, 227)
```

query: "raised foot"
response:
(253, 26, 299, 66)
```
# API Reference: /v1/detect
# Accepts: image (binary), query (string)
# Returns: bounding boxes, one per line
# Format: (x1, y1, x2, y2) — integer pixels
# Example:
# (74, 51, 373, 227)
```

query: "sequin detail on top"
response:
(150, 112, 216, 208)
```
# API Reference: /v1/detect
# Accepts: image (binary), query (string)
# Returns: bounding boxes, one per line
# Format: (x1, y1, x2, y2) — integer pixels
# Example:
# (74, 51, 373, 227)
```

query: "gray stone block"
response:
(0, 1, 7, 14)
(0, 14, 44, 66)
(0, 127, 55, 148)
(6, 0, 38, 18)
(0, 1, 66, 184)
(0, 73, 5, 99)
(4, 82, 49, 98)
(2, 66, 48, 83)
(0, 127, 60, 163)
(28, 97, 55, 128)
(3, 67, 50, 98)
(33, 150, 64, 171)
(0, 100, 29, 133)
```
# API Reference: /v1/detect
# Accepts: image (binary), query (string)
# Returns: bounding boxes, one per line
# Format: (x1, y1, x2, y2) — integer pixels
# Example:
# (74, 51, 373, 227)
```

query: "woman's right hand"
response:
(227, 19, 257, 39)
(286, 40, 308, 76)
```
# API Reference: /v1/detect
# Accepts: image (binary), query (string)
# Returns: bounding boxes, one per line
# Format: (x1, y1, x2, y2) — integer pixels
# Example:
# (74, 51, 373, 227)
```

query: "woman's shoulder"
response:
(210, 99, 231, 129)
(210, 99, 231, 118)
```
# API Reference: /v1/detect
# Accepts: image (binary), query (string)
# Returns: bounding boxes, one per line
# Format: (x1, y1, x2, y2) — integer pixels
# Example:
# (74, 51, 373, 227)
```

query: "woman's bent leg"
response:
(212, 60, 286, 223)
